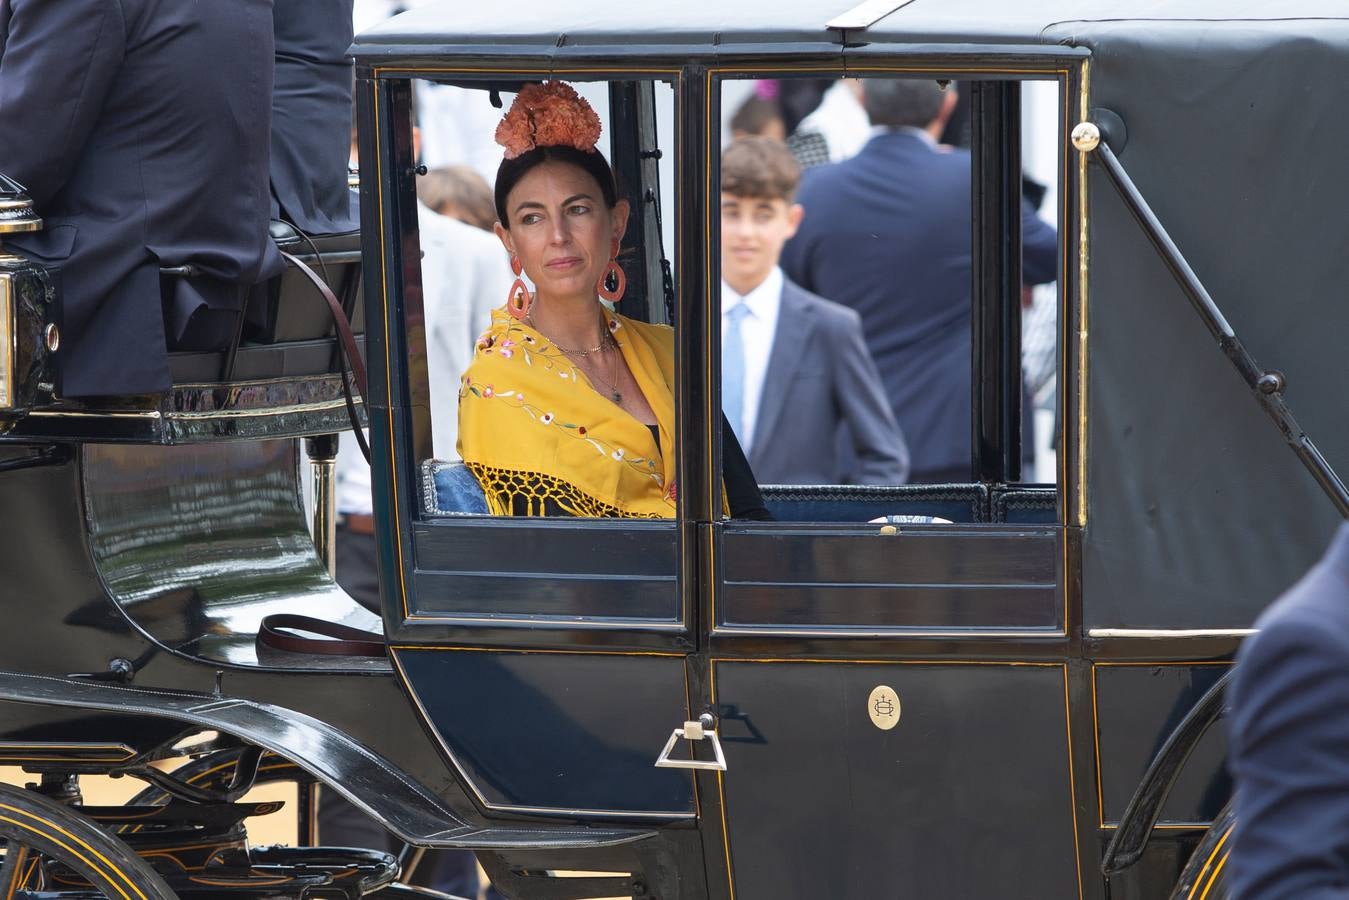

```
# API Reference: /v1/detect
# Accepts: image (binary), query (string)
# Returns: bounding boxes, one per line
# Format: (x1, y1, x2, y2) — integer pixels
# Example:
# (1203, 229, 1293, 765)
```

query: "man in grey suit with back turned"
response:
(720, 137, 908, 486)
(0, 0, 284, 397)
(781, 79, 1057, 483)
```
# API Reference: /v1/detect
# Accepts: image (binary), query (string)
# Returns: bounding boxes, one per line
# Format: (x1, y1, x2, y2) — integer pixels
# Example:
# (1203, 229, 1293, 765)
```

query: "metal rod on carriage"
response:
(1075, 124, 1349, 518)
(306, 434, 340, 575)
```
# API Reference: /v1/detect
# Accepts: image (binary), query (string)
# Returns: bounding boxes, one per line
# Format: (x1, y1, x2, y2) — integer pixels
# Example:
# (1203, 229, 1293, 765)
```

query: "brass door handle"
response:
(654, 713, 727, 771)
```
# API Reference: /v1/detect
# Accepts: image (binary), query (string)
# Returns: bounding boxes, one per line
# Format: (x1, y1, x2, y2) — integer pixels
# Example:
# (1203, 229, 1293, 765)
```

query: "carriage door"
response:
(366, 74, 699, 823)
(699, 69, 1083, 898)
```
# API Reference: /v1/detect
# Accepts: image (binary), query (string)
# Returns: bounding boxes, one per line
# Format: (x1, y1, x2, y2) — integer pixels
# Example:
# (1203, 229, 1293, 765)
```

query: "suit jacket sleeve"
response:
(1020, 197, 1058, 287)
(0, 0, 125, 208)
(826, 306, 911, 485)
(1228, 613, 1349, 900)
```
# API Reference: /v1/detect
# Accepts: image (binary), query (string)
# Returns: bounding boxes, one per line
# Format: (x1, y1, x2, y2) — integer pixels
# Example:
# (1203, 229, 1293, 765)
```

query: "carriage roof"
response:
(352, 0, 1349, 55)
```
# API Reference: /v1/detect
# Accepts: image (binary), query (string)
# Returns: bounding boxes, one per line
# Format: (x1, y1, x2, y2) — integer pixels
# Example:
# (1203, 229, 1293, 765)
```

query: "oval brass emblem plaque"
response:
(868, 685, 901, 730)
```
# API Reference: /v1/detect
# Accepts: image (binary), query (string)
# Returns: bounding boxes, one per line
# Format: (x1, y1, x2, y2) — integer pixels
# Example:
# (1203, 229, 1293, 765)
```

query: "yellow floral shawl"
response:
(456, 306, 677, 518)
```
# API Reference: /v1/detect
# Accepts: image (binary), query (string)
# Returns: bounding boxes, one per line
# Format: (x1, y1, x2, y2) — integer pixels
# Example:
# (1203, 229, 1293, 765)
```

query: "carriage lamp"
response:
(0, 173, 54, 412)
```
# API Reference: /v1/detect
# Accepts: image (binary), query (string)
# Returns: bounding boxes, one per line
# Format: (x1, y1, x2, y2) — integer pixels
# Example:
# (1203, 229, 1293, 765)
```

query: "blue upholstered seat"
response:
(421, 459, 489, 516)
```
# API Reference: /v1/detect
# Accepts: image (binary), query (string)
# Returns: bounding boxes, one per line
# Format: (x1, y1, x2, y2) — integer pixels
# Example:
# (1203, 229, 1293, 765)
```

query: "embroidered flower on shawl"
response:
(495, 81, 603, 160)
(541, 412, 555, 425)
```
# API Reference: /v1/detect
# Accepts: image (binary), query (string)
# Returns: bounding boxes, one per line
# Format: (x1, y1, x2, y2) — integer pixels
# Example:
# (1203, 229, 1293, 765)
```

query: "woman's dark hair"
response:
(494, 145, 620, 228)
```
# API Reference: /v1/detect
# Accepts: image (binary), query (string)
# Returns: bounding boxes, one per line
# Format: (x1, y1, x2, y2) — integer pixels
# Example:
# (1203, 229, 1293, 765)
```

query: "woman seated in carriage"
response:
(456, 82, 767, 519)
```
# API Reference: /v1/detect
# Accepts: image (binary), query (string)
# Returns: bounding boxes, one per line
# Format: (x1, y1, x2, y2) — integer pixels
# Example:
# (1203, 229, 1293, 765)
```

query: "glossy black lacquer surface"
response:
(411, 519, 678, 621)
(714, 661, 1080, 899)
(719, 525, 1060, 630)
(0, 669, 649, 850)
(0, 435, 551, 851)
(1095, 664, 1231, 825)
(394, 648, 695, 816)
(83, 440, 382, 667)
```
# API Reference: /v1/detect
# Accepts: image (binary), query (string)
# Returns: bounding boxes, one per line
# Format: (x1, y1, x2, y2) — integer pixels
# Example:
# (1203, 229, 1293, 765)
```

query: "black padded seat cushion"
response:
(990, 486, 1058, 523)
(760, 483, 988, 523)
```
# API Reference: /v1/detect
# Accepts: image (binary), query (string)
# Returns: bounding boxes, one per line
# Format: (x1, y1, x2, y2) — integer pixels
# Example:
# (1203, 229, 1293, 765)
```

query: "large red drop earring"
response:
(506, 255, 531, 320)
(597, 240, 626, 304)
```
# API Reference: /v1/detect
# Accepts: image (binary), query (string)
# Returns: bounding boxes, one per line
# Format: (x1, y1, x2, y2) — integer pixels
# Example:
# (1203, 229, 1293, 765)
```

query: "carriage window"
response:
(718, 76, 1062, 524)
(404, 78, 679, 522)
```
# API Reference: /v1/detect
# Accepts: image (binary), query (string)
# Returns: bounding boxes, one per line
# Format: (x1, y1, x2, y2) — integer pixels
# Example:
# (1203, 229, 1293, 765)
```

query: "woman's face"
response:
(495, 160, 629, 304)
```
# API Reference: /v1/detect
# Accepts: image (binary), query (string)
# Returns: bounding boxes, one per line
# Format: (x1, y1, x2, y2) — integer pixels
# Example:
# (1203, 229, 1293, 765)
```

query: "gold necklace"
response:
(525, 312, 610, 358)
(583, 345, 623, 404)
(525, 310, 623, 402)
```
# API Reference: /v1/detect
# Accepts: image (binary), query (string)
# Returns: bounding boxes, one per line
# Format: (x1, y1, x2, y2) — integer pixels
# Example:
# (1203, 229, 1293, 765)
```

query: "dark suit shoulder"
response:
(1251, 554, 1349, 638)
(1239, 599, 1349, 687)
(795, 161, 843, 201)
(1233, 559, 1349, 714)
(781, 278, 864, 333)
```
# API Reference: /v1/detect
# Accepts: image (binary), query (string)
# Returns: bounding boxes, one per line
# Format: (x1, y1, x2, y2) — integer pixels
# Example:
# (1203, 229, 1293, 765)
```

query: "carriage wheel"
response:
(1168, 800, 1235, 900)
(0, 782, 178, 900)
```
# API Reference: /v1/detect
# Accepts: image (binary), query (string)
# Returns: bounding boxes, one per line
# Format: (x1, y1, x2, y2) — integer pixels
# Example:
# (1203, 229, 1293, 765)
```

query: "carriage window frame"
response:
(706, 61, 1077, 639)
(365, 69, 692, 648)
(709, 65, 1071, 529)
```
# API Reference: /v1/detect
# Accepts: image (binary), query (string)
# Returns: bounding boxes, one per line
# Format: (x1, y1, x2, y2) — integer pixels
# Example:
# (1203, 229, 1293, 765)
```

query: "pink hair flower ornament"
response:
(495, 81, 603, 159)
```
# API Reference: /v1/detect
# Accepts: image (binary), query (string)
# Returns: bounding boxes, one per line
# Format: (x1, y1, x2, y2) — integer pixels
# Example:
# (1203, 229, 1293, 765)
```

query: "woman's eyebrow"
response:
(512, 193, 595, 215)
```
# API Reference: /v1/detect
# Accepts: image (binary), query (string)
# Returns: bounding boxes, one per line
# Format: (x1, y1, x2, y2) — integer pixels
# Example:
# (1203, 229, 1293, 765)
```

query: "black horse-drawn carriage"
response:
(0, 2, 1345, 898)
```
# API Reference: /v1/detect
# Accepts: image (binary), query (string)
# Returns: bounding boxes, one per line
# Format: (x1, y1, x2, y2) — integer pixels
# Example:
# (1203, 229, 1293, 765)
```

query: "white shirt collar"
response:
(721, 266, 784, 319)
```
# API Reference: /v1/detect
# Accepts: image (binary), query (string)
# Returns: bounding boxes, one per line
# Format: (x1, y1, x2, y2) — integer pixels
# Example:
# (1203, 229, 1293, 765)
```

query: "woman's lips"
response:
(545, 257, 583, 271)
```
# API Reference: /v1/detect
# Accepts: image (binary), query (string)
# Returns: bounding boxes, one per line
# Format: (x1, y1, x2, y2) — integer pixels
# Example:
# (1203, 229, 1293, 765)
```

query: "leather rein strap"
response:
(279, 249, 371, 462)
(258, 614, 385, 658)
(265, 253, 384, 657)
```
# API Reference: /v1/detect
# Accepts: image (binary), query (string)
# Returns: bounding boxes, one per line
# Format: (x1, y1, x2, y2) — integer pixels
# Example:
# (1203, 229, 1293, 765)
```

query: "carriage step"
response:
(167, 846, 398, 895)
(84, 801, 283, 829)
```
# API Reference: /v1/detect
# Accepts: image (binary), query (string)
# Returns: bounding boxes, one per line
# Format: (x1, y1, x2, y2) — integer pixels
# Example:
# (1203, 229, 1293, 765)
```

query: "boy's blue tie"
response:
(723, 302, 750, 449)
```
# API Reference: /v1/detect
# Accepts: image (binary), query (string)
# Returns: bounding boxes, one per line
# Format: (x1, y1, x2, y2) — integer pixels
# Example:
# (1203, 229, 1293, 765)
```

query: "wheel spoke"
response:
(0, 843, 32, 900)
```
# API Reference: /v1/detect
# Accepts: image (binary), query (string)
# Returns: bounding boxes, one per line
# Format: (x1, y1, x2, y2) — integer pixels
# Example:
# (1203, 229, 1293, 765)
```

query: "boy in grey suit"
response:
(720, 137, 908, 485)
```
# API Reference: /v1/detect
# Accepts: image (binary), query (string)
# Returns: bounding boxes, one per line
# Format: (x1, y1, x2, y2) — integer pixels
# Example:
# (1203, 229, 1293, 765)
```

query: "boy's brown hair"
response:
(721, 136, 801, 203)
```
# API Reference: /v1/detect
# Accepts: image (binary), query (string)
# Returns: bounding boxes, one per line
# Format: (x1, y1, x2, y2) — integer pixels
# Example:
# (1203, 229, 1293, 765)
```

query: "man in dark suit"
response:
(721, 137, 908, 486)
(272, 0, 358, 235)
(0, 0, 284, 397)
(781, 79, 1058, 483)
(1228, 523, 1349, 899)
